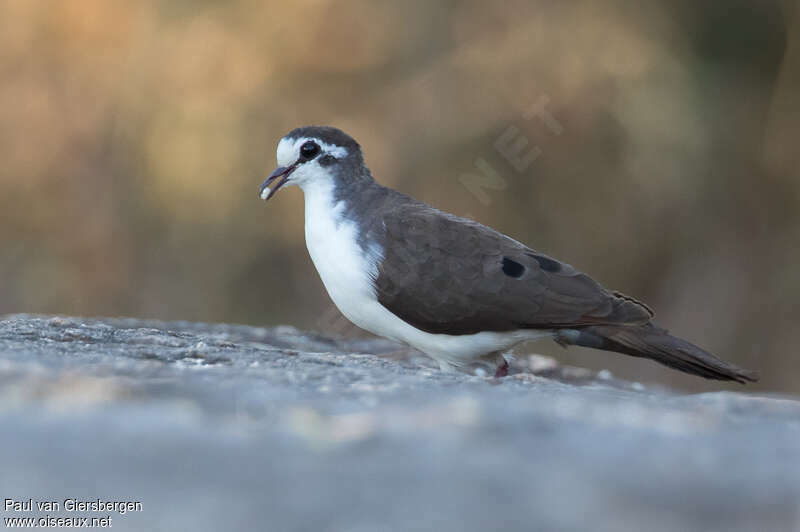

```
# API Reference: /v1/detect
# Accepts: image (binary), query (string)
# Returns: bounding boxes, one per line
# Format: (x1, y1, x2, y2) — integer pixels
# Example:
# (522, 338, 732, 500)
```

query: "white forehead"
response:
(276, 136, 349, 167)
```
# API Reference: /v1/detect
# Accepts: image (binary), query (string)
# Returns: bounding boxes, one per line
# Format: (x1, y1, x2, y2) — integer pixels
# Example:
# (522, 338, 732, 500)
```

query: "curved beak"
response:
(259, 164, 297, 201)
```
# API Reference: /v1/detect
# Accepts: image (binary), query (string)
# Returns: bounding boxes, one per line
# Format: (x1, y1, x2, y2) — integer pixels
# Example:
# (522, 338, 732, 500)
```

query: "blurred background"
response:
(1, 0, 797, 393)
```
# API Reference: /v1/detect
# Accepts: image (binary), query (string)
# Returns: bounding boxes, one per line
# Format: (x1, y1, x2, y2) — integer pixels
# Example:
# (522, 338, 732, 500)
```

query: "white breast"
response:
(300, 179, 554, 371)
(302, 179, 385, 334)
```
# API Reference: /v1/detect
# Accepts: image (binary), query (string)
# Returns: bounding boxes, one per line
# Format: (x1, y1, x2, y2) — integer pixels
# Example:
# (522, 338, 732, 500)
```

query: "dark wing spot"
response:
(502, 257, 525, 278)
(528, 253, 561, 273)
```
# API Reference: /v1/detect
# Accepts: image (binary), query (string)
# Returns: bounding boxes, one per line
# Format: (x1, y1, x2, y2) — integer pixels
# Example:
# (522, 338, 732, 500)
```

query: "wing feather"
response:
(373, 198, 652, 335)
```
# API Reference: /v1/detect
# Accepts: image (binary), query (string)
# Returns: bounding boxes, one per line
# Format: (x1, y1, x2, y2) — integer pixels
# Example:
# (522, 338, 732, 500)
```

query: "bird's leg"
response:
(494, 358, 509, 378)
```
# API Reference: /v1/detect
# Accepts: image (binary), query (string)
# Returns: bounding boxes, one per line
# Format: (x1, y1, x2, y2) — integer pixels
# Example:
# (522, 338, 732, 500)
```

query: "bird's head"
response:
(259, 126, 364, 201)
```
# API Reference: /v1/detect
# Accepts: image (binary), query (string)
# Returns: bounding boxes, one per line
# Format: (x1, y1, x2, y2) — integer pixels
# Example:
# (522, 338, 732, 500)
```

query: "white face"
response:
(278, 137, 348, 185)
(261, 136, 349, 200)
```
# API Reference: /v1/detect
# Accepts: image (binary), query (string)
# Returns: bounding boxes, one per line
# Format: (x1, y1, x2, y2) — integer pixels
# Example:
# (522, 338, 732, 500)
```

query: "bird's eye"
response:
(300, 141, 320, 160)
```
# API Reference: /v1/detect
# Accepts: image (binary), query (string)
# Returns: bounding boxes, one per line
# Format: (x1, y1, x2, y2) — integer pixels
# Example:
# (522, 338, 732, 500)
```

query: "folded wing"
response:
(373, 200, 653, 336)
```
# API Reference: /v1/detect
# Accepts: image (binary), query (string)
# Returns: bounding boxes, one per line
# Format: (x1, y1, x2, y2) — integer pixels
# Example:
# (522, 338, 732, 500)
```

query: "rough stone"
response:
(1, 315, 798, 531)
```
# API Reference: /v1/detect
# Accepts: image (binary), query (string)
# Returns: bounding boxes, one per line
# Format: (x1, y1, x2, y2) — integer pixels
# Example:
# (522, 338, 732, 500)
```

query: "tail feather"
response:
(556, 324, 758, 384)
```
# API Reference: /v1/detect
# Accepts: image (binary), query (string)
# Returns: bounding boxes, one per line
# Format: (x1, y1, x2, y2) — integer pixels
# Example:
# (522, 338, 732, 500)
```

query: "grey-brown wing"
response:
(373, 203, 652, 335)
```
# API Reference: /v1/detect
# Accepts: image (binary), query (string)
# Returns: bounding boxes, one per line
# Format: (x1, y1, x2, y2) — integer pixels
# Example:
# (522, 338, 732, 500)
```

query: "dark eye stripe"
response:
(318, 154, 335, 166)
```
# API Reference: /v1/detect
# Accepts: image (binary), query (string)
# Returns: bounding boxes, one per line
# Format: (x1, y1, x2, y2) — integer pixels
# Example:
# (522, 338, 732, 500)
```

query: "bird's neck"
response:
(300, 168, 378, 211)
(300, 170, 388, 253)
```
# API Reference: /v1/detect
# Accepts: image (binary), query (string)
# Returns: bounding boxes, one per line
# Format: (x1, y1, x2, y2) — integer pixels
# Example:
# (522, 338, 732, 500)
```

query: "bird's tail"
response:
(556, 323, 758, 384)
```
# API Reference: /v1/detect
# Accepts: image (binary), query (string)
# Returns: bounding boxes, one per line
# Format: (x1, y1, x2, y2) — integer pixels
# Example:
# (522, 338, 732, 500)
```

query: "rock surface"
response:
(1, 315, 799, 531)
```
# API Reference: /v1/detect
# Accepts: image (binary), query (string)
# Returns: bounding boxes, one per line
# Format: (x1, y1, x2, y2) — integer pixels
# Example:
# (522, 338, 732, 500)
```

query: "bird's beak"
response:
(259, 164, 297, 201)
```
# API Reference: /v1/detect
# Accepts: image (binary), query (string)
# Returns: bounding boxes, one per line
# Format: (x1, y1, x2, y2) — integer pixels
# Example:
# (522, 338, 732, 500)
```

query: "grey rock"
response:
(0, 314, 798, 532)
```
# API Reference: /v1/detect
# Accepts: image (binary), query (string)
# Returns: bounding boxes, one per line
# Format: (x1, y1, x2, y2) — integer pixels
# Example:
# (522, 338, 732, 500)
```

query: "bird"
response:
(258, 125, 757, 384)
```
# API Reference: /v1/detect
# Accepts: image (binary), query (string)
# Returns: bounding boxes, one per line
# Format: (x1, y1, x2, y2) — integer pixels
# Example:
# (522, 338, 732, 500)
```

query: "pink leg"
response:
(494, 358, 509, 378)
